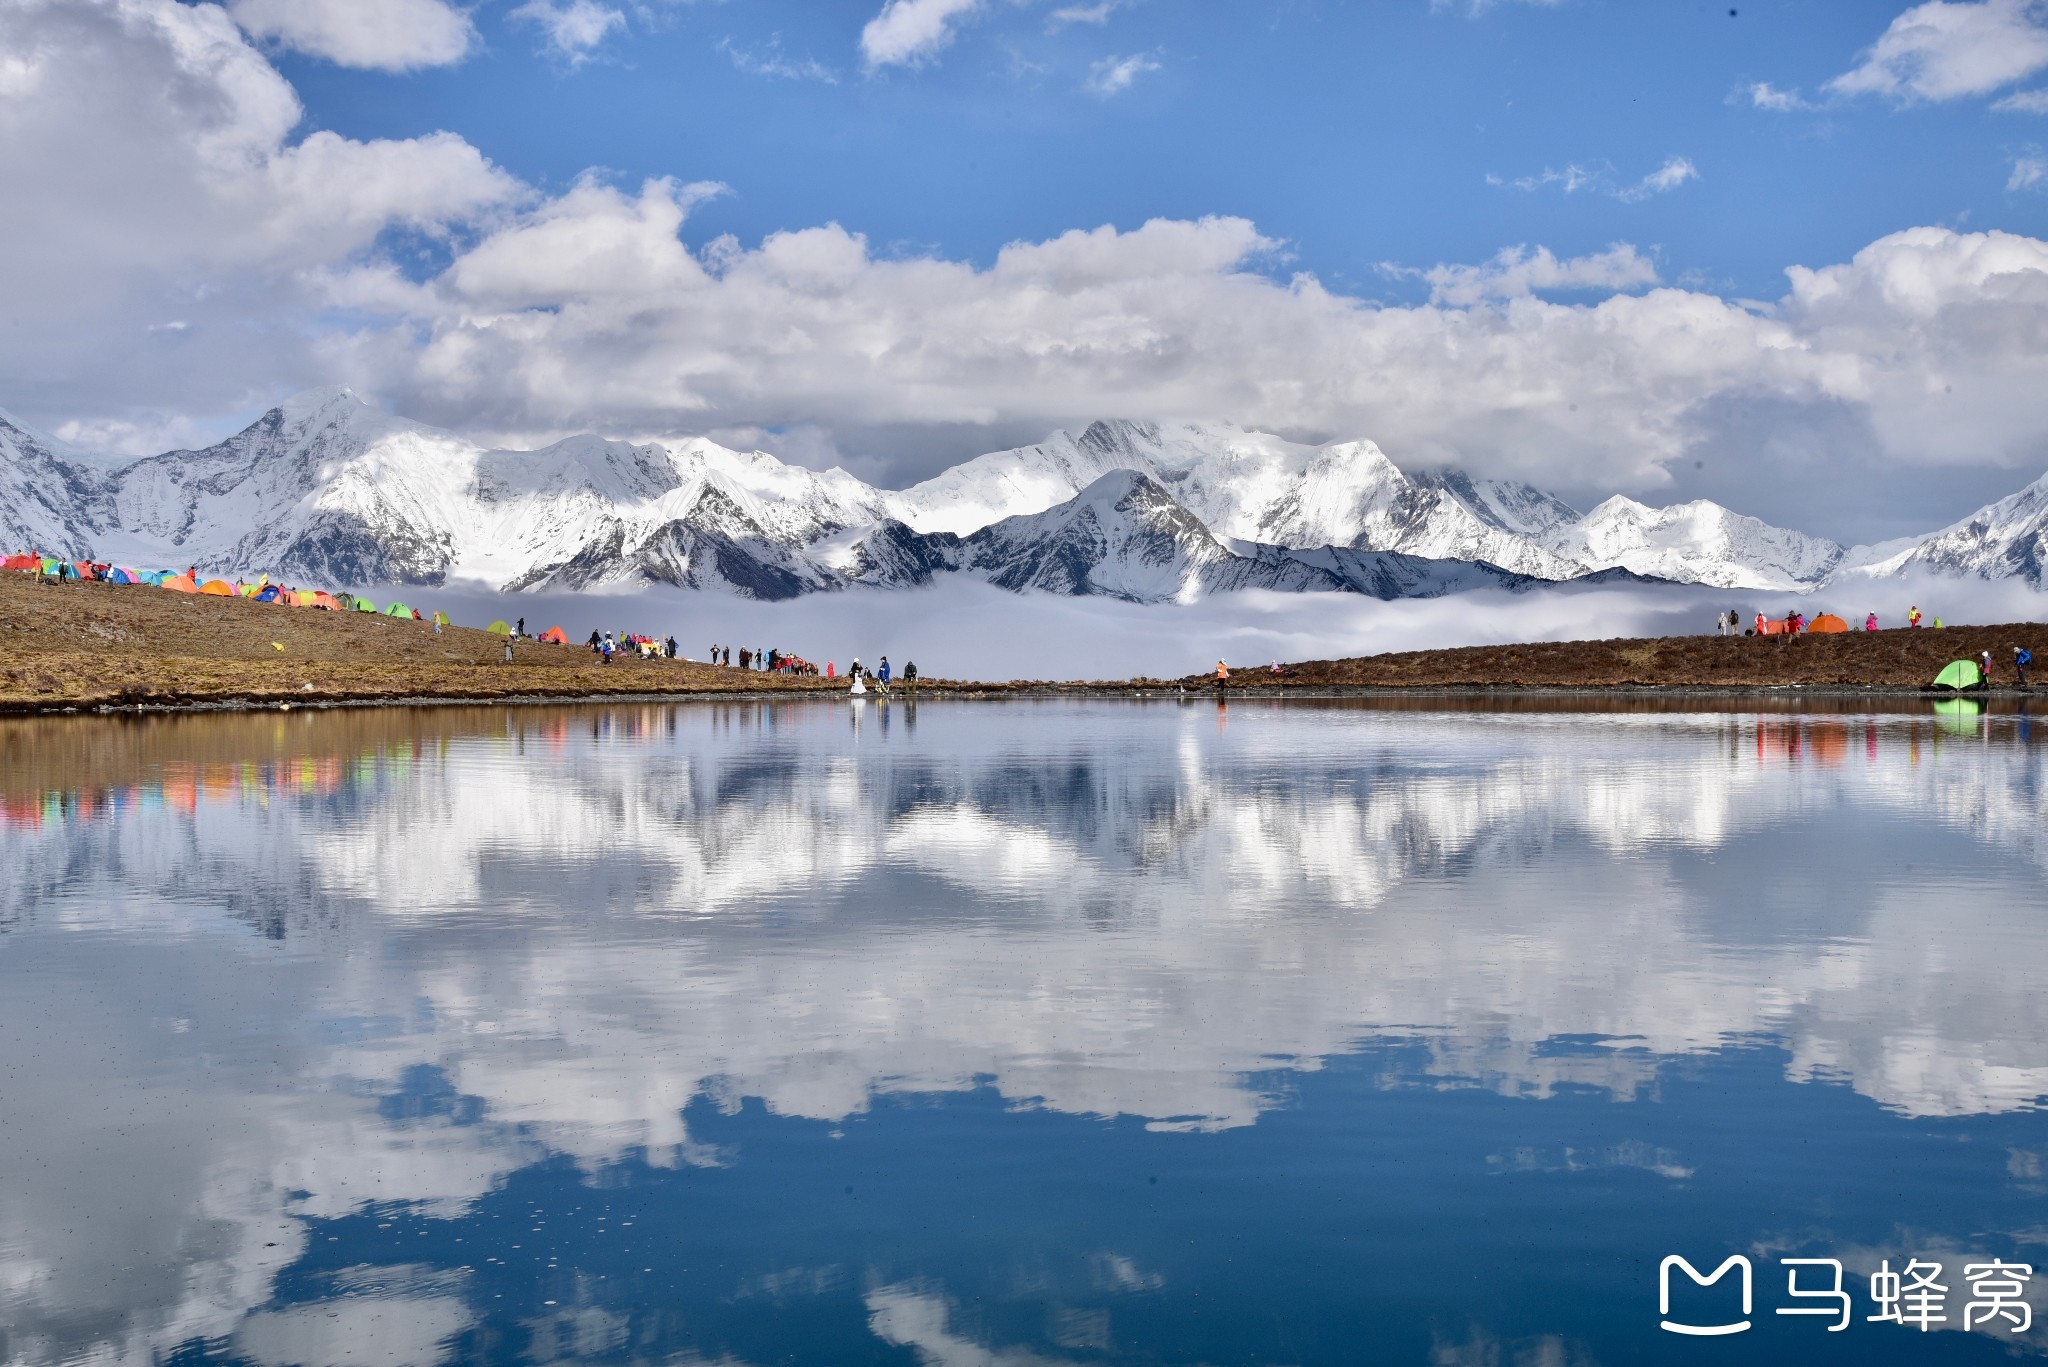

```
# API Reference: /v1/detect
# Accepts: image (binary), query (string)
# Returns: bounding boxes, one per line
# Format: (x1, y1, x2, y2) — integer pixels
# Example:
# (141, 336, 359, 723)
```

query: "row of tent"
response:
(6, 554, 576, 643)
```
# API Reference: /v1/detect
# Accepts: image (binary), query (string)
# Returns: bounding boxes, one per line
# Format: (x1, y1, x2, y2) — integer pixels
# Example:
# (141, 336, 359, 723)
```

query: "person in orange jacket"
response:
(1908, 605, 1923, 628)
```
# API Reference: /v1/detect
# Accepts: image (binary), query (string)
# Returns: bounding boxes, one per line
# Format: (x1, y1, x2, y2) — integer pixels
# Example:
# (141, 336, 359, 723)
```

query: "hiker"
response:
(1755, 612, 1767, 636)
(827, 662, 836, 678)
(603, 632, 616, 664)
(2017, 646, 2033, 687)
(588, 629, 601, 653)
(1982, 651, 1994, 687)
(1908, 605, 1923, 628)
(502, 639, 514, 664)
(1215, 659, 1229, 691)
(738, 647, 750, 670)
(903, 660, 918, 693)
(1865, 612, 1879, 631)
(515, 616, 524, 637)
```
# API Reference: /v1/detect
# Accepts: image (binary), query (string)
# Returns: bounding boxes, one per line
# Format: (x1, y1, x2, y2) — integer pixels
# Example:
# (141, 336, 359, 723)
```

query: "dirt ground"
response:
(1194, 622, 2048, 691)
(4, 570, 2043, 710)
(0, 571, 863, 709)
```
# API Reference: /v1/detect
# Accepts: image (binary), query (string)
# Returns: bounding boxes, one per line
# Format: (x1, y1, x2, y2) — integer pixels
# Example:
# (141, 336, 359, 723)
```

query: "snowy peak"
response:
(1542, 496, 1845, 592)
(1836, 468, 2048, 587)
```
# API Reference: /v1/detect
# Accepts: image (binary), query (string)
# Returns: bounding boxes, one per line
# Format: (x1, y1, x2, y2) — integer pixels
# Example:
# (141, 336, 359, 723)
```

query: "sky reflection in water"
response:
(1, 697, 2045, 1366)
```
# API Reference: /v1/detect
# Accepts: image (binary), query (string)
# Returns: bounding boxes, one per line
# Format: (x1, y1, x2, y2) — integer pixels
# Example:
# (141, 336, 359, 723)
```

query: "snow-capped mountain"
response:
(891, 420, 1590, 580)
(0, 408, 103, 560)
(1538, 496, 1845, 593)
(1833, 471, 2048, 587)
(11, 386, 2031, 603)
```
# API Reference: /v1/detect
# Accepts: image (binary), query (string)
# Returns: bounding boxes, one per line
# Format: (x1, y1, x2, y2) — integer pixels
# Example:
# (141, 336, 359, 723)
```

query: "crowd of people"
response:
(1713, 605, 1952, 637)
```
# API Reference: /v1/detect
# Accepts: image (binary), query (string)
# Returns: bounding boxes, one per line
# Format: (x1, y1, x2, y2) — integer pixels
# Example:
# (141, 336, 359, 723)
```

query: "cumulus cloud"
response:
(859, 0, 981, 69)
(1829, 0, 2048, 103)
(225, 0, 473, 71)
(1420, 244, 1660, 307)
(511, 0, 627, 63)
(8, 0, 2048, 524)
(0, 0, 519, 420)
(1084, 52, 1159, 97)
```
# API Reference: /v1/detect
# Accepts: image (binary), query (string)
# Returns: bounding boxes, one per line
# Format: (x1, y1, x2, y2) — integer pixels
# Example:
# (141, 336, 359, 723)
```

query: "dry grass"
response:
(1198, 622, 2048, 691)
(0, 572, 861, 709)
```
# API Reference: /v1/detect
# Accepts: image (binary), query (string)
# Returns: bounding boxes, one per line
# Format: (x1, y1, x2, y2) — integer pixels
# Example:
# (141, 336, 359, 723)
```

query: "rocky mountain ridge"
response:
(3, 390, 2041, 602)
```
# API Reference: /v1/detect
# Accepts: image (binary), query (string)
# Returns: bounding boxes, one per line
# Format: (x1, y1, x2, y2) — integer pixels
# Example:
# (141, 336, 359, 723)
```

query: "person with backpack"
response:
(2017, 646, 2033, 688)
(877, 656, 891, 693)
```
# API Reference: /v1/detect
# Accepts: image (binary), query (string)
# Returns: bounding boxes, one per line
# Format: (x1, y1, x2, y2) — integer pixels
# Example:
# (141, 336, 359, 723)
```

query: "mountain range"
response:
(1, 387, 2042, 604)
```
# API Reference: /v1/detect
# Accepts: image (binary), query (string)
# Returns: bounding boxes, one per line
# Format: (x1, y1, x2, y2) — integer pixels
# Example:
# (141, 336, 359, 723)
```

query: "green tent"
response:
(432, 610, 451, 627)
(487, 619, 511, 635)
(384, 602, 411, 618)
(352, 597, 375, 612)
(1932, 659, 1983, 691)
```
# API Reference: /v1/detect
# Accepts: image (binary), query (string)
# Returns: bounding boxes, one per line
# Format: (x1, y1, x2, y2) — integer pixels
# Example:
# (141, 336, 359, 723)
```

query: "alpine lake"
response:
(3, 693, 2047, 1367)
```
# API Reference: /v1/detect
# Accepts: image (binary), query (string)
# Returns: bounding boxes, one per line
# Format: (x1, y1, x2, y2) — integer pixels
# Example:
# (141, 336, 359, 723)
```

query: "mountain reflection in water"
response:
(1, 697, 2044, 1366)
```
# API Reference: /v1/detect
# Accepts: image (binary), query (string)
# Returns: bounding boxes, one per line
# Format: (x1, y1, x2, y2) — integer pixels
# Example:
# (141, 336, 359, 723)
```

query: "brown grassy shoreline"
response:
(2, 572, 2043, 714)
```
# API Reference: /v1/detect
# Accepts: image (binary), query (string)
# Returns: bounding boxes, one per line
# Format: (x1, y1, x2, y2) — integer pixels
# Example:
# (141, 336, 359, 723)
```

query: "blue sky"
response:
(7, 0, 2048, 539)
(275, 1, 2041, 303)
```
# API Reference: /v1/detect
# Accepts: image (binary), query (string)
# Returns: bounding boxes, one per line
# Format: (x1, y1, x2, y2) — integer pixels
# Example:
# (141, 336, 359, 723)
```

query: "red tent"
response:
(539, 626, 569, 644)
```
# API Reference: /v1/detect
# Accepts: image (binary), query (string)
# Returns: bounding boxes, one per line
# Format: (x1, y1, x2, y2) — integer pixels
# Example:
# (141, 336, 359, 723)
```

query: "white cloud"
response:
(224, 0, 473, 71)
(1741, 80, 1814, 111)
(1829, 0, 2048, 103)
(10, 0, 2048, 518)
(1617, 154, 1699, 201)
(1083, 51, 1158, 97)
(2011, 154, 2048, 188)
(859, 0, 981, 70)
(511, 0, 627, 63)
(1993, 85, 2048, 109)
(1046, 1, 1118, 31)
(718, 34, 838, 83)
(1496, 156, 1697, 202)
(1422, 244, 1660, 307)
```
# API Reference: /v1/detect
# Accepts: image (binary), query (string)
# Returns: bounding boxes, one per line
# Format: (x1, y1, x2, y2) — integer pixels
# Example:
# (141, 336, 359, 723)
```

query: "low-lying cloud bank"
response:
(415, 572, 2043, 681)
(5, 0, 2048, 537)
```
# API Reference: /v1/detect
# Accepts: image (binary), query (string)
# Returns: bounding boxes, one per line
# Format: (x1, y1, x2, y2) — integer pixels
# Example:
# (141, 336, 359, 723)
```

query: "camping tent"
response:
(384, 602, 411, 618)
(161, 575, 199, 593)
(539, 626, 568, 644)
(1808, 614, 1848, 633)
(355, 597, 378, 612)
(1932, 659, 1983, 691)
(487, 620, 511, 635)
(2, 554, 32, 571)
(254, 586, 284, 603)
(108, 568, 141, 584)
(198, 579, 235, 596)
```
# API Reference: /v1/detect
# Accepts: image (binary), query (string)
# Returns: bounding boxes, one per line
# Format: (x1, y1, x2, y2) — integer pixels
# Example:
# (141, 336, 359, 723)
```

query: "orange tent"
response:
(2, 554, 34, 571)
(199, 579, 236, 596)
(161, 575, 199, 594)
(539, 626, 569, 644)
(1809, 614, 1848, 633)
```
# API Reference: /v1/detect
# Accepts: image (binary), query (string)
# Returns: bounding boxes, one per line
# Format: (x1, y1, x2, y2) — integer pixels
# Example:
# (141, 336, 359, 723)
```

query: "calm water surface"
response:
(2, 697, 2046, 1366)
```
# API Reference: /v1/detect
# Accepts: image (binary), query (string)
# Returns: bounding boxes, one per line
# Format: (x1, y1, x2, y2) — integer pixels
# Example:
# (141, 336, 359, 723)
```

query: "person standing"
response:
(1908, 605, 1923, 628)
(1215, 659, 1229, 692)
(1865, 612, 1879, 631)
(878, 656, 891, 691)
(903, 660, 918, 694)
(2016, 646, 2033, 687)
(1982, 651, 1995, 687)
(516, 616, 525, 637)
